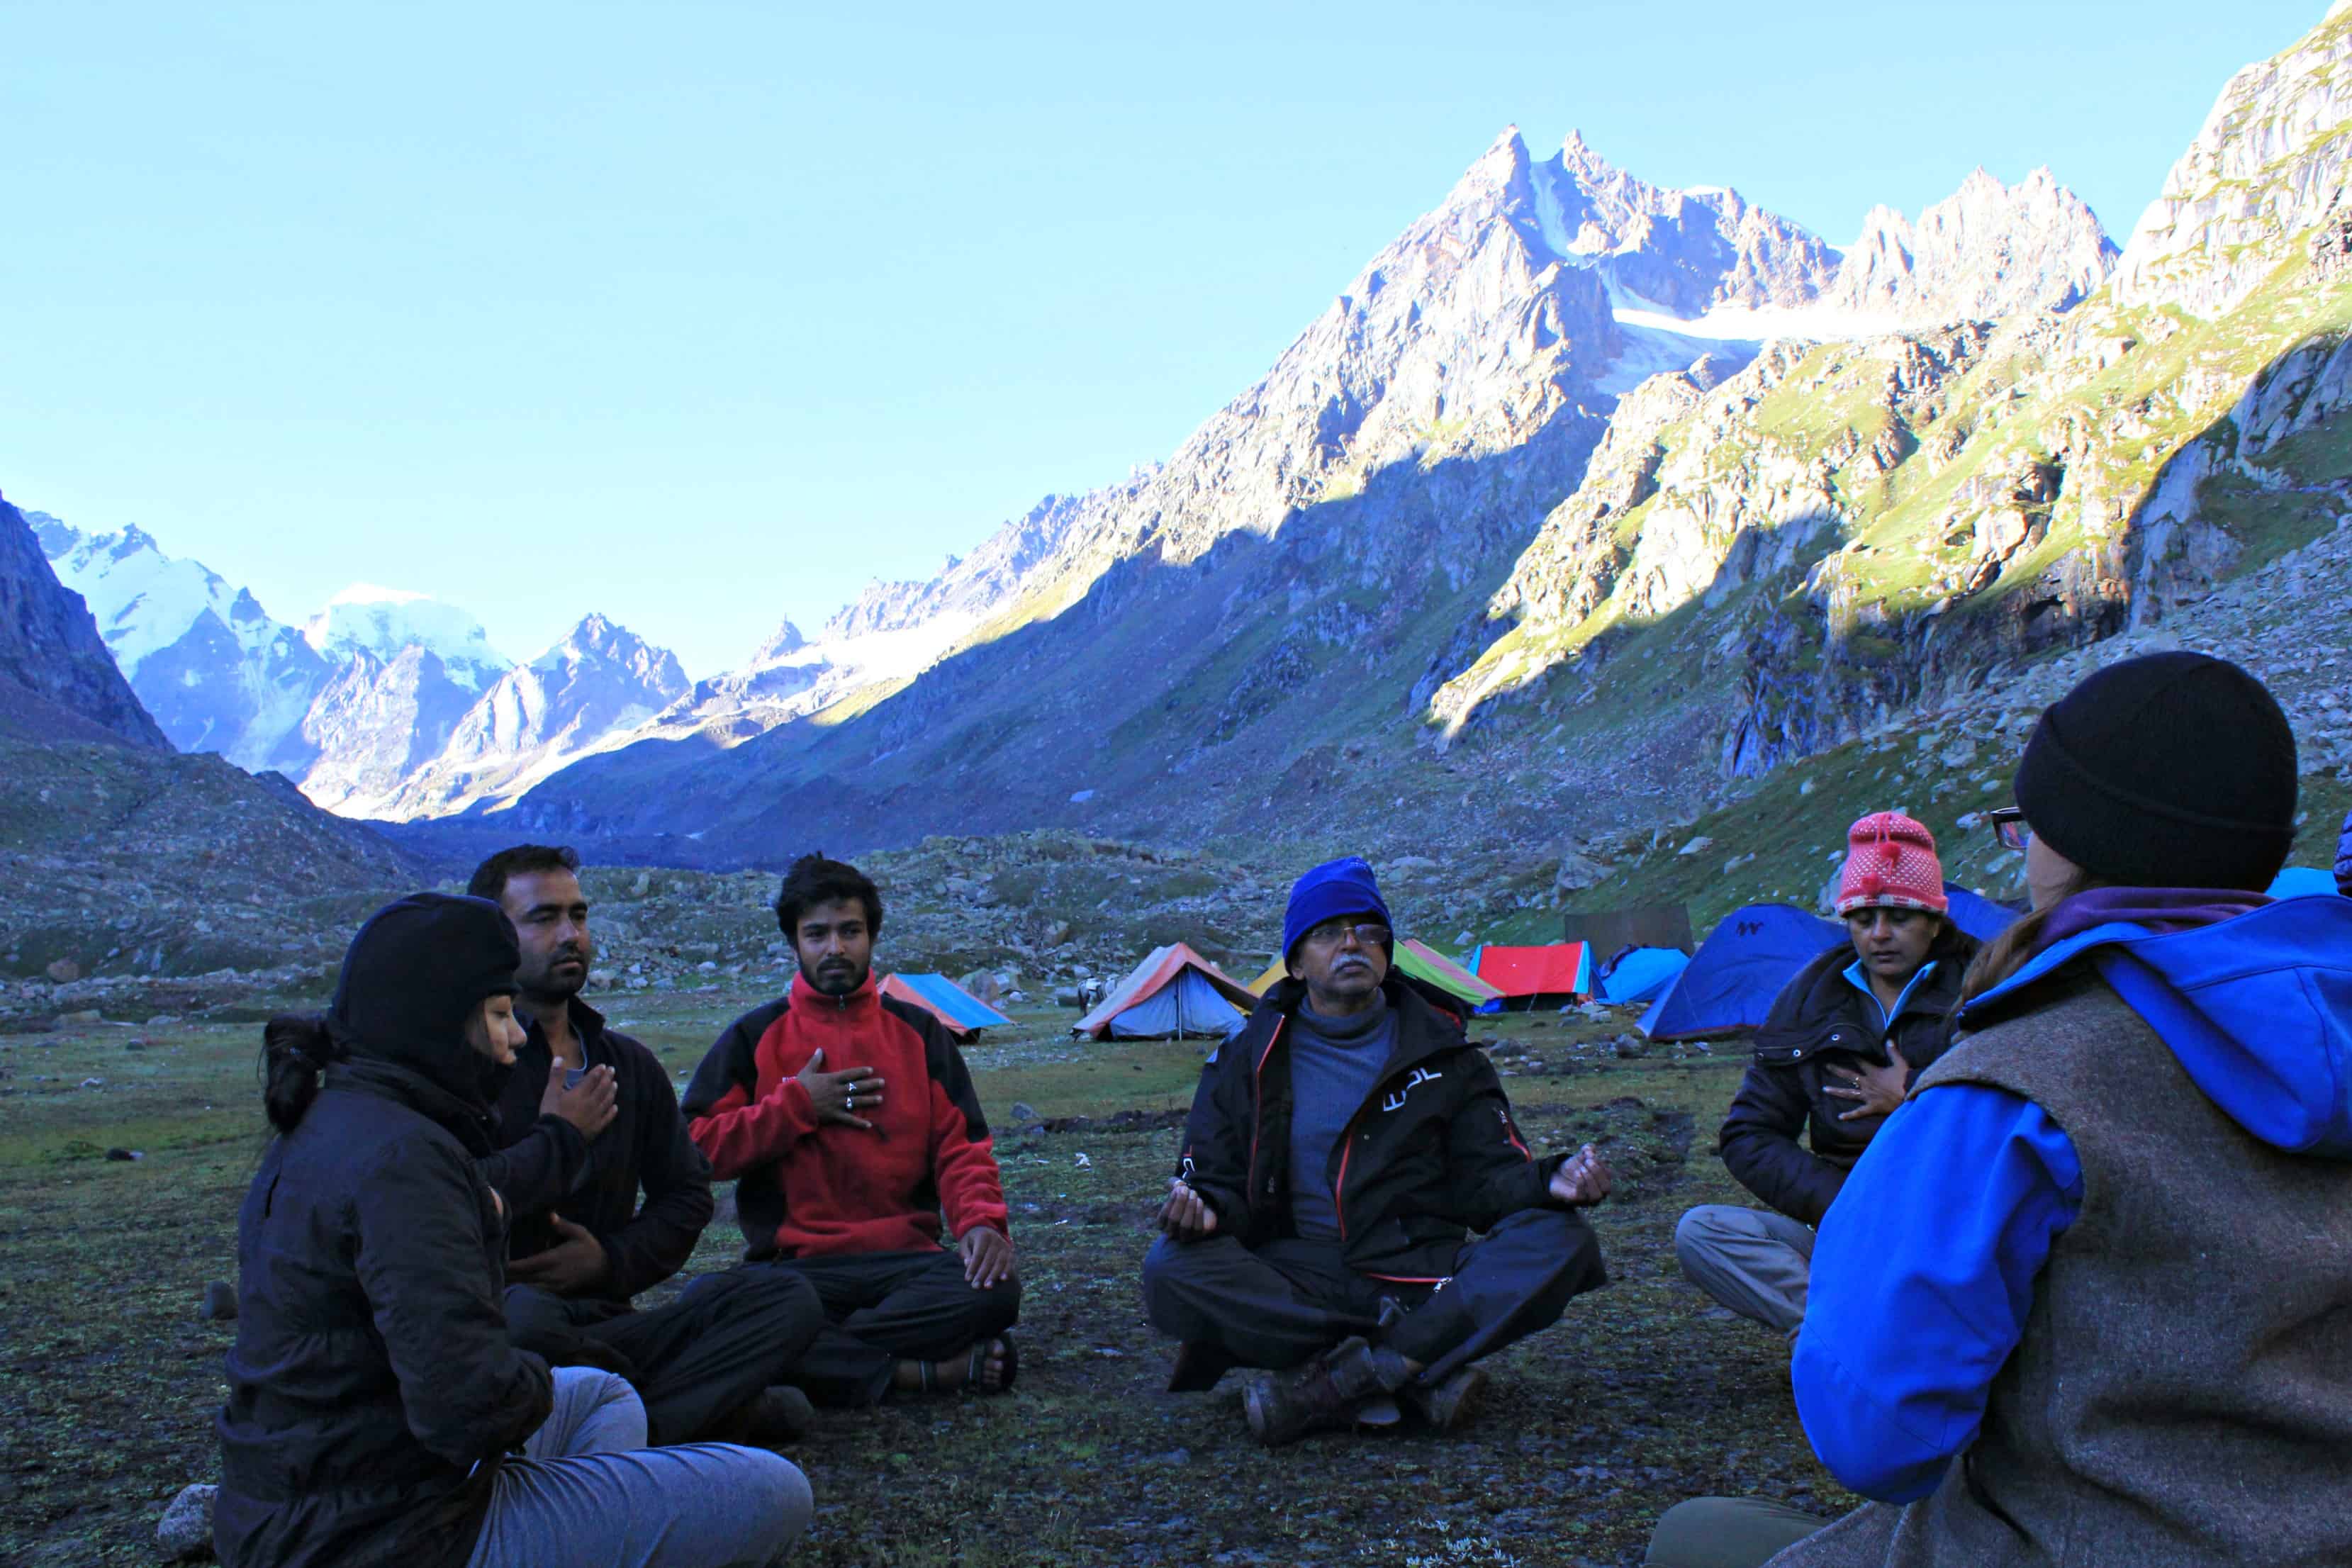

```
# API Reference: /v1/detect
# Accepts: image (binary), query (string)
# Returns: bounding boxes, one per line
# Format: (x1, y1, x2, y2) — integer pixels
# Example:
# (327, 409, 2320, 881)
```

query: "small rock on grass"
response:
(157, 1482, 216, 1560)
(201, 1281, 237, 1321)
(106, 1147, 143, 1162)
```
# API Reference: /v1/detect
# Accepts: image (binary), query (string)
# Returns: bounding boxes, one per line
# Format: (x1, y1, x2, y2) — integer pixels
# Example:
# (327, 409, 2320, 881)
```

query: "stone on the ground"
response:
(200, 1281, 237, 1321)
(45, 958, 80, 983)
(1553, 849, 1607, 893)
(156, 1482, 215, 1560)
(106, 1147, 142, 1162)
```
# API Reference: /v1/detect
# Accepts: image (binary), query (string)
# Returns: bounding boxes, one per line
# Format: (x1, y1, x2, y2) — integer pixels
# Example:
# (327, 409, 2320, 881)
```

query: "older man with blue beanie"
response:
(1140, 856, 1615, 1446)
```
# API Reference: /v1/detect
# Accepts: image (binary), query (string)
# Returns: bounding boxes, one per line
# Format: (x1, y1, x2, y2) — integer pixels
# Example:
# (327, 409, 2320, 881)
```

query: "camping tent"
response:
(1942, 883, 2022, 943)
(1245, 939, 1504, 1009)
(1596, 946, 1689, 1006)
(1076, 943, 1259, 1039)
(1640, 903, 1847, 1040)
(878, 973, 1012, 1041)
(1470, 942, 1593, 1006)
(2268, 866, 2339, 899)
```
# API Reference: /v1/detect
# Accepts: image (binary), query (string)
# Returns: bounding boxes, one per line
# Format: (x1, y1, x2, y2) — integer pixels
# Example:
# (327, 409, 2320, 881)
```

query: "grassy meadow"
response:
(0, 992, 1846, 1568)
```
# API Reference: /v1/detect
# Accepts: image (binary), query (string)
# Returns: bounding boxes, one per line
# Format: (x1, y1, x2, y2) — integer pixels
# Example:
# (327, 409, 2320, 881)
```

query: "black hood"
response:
(327, 893, 520, 1107)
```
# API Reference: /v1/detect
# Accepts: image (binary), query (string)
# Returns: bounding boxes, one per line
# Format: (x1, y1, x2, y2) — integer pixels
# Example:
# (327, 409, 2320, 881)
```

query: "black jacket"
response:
(488, 999, 715, 1302)
(214, 1057, 552, 1568)
(1718, 936, 1975, 1226)
(1175, 975, 1579, 1281)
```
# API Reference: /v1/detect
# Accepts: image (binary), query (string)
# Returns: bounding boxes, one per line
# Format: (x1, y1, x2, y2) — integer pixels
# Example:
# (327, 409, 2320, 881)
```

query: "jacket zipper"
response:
(1245, 1019, 1284, 1211)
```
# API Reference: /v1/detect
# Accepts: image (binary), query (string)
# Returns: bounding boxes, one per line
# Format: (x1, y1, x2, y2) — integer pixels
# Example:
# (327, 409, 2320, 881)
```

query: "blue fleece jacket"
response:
(1792, 892, 2352, 1501)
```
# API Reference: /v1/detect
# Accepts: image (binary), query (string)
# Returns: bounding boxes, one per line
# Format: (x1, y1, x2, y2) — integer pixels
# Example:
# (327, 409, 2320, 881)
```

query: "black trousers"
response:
(1141, 1206, 1603, 1389)
(504, 1267, 822, 1445)
(702, 1248, 1022, 1408)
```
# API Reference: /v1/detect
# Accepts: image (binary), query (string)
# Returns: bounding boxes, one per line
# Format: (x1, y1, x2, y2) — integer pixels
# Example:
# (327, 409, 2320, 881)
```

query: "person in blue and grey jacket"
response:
(1645, 651, 2352, 1568)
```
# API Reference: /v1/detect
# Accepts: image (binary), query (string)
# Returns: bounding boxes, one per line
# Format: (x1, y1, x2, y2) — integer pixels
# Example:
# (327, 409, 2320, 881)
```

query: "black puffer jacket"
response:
(214, 896, 554, 1568)
(1176, 975, 1591, 1282)
(1717, 932, 1976, 1226)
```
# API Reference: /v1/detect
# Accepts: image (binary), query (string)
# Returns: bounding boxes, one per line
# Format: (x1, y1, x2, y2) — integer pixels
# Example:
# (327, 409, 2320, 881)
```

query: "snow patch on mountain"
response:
(39, 517, 327, 769)
(303, 584, 510, 687)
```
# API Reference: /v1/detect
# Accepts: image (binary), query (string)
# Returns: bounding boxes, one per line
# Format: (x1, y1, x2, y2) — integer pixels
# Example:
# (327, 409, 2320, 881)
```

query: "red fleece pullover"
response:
(685, 975, 1009, 1259)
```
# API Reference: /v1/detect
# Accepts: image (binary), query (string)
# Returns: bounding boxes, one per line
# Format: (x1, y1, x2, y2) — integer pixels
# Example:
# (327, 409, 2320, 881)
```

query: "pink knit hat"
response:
(1835, 812, 1949, 917)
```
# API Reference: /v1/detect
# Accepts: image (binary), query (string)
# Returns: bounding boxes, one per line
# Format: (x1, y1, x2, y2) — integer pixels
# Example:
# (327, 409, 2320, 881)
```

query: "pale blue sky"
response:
(1, 1, 2332, 673)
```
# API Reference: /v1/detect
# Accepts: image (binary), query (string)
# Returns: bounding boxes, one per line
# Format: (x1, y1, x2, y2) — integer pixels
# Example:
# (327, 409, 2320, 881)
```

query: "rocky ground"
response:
(0, 992, 1827, 1568)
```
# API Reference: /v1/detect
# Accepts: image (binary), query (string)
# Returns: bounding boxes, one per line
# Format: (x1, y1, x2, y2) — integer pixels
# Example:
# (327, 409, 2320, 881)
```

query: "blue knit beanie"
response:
(1282, 856, 1394, 964)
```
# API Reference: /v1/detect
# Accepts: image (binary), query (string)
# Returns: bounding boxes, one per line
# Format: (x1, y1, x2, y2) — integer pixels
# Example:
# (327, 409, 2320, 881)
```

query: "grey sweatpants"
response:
(1645, 1497, 1826, 1567)
(467, 1367, 812, 1568)
(1674, 1205, 1813, 1336)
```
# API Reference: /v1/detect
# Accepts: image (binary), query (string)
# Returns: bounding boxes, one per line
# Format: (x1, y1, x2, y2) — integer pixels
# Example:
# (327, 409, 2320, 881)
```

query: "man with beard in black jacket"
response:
(471, 845, 824, 1447)
(1142, 857, 1614, 1446)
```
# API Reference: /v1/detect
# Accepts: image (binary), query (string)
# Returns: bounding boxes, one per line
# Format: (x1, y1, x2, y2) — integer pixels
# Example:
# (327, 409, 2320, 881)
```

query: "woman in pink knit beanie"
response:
(1672, 812, 1978, 1360)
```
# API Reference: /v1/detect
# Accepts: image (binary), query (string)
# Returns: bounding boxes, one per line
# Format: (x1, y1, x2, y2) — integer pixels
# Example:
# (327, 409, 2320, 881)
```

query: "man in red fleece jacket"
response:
(681, 853, 1019, 1406)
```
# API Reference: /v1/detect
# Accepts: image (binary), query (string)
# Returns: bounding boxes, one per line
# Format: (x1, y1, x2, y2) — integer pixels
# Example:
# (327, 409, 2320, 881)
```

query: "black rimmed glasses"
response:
(1301, 919, 1392, 951)
(1986, 806, 2032, 852)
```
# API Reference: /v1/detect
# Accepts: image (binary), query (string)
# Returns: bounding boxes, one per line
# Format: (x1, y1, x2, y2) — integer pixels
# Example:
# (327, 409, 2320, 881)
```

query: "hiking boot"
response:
(1242, 1337, 1412, 1447)
(1167, 1340, 1237, 1394)
(709, 1385, 815, 1447)
(1400, 1364, 1489, 1432)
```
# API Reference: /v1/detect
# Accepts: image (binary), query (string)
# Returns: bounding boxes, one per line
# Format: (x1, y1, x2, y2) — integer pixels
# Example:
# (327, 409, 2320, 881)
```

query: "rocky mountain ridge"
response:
(494, 111, 2152, 859)
(1418, 5, 2352, 810)
(1, 498, 169, 750)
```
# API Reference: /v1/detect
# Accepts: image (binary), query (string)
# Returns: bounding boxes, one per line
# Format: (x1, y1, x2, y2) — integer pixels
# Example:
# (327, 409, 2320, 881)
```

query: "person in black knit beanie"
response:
(2011, 649, 2297, 892)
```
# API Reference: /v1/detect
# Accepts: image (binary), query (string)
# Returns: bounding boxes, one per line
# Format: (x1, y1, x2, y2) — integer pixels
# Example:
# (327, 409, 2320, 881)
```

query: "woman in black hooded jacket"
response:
(214, 892, 810, 1568)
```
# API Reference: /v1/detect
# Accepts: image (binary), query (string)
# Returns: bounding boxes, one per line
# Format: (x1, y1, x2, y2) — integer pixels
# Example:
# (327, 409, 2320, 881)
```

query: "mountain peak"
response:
(303, 586, 509, 678)
(1452, 125, 1533, 198)
(749, 619, 809, 666)
(1826, 165, 2115, 322)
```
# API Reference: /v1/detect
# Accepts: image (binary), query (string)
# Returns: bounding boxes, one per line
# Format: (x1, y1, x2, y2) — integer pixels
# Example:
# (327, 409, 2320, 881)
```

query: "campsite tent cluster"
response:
(931, 865, 2340, 1048)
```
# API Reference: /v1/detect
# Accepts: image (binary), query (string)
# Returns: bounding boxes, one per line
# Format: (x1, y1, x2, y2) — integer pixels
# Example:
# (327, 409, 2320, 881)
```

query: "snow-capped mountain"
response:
(31, 516, 700, 820)
(38, 516, 326, 769)
(378, 613, 690, 817)
(303, 583, 510, 690)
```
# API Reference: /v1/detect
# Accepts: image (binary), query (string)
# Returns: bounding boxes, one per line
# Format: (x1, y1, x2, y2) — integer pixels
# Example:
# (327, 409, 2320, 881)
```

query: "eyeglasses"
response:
(1986, 806, 2032, 852)
(1301, 919, 1392, 951)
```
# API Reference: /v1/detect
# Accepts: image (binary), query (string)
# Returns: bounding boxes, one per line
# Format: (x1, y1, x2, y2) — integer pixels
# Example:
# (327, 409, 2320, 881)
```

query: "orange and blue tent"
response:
(1469, 942, 1594, 1004)
(1076, 943, 1258, 1039)
(879, 972, 1013, 1041)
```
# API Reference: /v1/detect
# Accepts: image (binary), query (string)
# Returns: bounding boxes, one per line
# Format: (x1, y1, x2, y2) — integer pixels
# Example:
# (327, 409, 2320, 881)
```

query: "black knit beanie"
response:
(2013, 651, 2297, 891)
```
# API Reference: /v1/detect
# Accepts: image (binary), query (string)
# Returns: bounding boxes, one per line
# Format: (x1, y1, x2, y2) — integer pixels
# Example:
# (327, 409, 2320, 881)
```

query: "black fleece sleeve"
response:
(479, 1116, 589, 1221)
(1718, 1060, 1846, 1226)
(591, 1041, 715, 1298)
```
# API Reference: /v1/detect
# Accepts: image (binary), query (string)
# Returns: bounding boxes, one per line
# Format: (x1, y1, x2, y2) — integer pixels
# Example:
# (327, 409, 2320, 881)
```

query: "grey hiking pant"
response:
(1645, 1496, 1826, 1567)
(1674, 1204, 1813, 1336)
(466, 1367, 812, 1568)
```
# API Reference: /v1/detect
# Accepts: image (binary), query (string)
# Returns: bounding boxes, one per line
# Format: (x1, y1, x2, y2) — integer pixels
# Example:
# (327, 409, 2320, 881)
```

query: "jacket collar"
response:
(788, 970, 878, 1014)
(519, 995, 608, 1055)
(1257, 974, 1464, 1077)
(1756, 945, 1965, 1057)
(326, 1055, 500, 1155)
